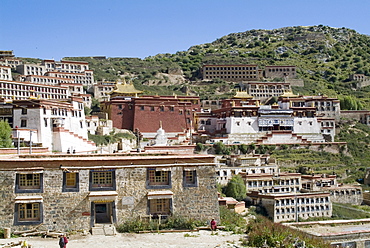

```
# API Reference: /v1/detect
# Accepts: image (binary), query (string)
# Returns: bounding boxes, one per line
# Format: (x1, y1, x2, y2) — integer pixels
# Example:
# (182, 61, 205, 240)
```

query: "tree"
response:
(225, 175, 246, 201)
(0, 120, 13, 148)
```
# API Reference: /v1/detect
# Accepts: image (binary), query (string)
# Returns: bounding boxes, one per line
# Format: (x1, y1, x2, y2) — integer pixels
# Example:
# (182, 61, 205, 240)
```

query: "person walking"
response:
(58, 235, 65, 248)
(63, 234, 69, 248)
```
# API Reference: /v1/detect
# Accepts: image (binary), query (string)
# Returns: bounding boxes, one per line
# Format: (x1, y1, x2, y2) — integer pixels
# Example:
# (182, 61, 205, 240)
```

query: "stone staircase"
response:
(91, 224, 117, 236)
(255, 130, 309, 144)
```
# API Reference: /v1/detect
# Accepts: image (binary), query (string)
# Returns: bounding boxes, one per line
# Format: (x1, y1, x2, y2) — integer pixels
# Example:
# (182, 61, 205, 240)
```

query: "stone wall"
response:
(0, 154, 219, 232)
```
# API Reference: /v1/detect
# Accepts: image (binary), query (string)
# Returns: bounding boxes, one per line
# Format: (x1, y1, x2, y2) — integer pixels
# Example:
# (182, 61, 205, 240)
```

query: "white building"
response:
(16, 64, 46, 76)
(45, 71, 94, 88)
(12, 97, 96, 153)
(196, 91, 338, 144)
(42, 59, 89, 73)
(0, 80, 69, 101)
(248, 191, 332, 222)
(216, 155, 279, 185)
(0, 65, 12, 81)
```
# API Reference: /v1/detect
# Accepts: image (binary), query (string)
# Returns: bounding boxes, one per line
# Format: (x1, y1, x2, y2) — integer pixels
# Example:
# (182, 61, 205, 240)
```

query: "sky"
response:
(1, 0, 370, 60)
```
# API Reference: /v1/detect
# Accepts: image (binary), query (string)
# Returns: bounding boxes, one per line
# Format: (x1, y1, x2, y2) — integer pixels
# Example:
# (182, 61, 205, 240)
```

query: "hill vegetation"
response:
(64, 25, 370, 108)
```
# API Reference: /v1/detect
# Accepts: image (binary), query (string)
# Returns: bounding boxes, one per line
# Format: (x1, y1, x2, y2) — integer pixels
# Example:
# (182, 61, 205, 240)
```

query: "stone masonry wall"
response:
(0, 163, 219, 232)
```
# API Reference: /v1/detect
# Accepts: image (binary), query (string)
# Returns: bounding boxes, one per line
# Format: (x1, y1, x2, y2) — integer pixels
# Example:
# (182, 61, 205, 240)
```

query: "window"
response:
(15, 202, 43, 225)
(183, 169, 198, 187)
(89, 170, 116, 191)
(149, 199, 171, 216)
(21, 108, 27, 115)
(15, 173, 43, 193)
(62, 172, 79, 192)
(44, 118, 48, 127)
(147, 168, 171, 189)
(21, 119, 27, 127)
(19, 203, 40, 221)
(140, 106, 145, 111)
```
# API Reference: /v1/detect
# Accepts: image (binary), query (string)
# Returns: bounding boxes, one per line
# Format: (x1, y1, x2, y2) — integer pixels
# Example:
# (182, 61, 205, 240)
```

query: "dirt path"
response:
(1, 231, 245, 248)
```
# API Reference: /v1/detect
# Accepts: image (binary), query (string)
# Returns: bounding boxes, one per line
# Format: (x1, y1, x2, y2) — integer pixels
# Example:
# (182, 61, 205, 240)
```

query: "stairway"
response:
(91, 224, 117, 236)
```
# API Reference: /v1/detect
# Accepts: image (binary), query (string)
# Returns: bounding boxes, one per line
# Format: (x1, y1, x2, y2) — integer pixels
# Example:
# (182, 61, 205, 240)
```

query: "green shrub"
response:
(116, 215, 204, 233)
(246, 216, 330, 248)
(219, 206, 246, 234)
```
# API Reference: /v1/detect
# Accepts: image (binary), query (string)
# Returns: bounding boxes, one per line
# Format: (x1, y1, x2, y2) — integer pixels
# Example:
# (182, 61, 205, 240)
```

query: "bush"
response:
(246, 215, 330, 248)
(195, 143, 205, 152)
(116, 215, 204, 233)
(225, 175, 246, 201)
(219, 206, 246, 234)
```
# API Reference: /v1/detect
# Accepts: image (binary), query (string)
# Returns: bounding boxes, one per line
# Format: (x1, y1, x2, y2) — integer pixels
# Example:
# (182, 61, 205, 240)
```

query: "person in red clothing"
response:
(63, 234, 69, 248)
(210, 218, 217, 232)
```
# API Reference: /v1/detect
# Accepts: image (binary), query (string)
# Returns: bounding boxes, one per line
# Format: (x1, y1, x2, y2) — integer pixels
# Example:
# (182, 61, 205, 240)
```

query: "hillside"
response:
(64, 25, 370, 108)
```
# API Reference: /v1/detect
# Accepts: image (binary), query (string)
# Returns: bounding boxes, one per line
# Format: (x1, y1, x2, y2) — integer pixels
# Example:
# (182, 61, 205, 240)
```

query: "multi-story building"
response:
(0, 50, 14, 58)
(279, 94, 341, 120)
(199, 91, 329, 144)
(301, 174, 363, 205)
(0, 80, 69, 101)
(17, 75, 90, 106)
(248, 191, 332, 222)
(0, 153, 219, 231)
(264, 65, 297, 79)
(93, 81, 117, 101)
(0, 65, 12, 81)
(242, 172, 301, 194)
(42, 59, 89, 73)
(16, 64, 46, 76)
(45, 71, 94, 88)
(11, 97, 95, 152)
(202, 64, 261, 81)
(216, 155, 279, 185)
(0, 57, 22, 68)
(102, 83, 199, 139)
(244, 81, 291, 101)
(18, 74, 75, 85)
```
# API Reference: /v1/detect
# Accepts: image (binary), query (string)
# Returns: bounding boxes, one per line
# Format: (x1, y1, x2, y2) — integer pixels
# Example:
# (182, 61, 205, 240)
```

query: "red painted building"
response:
(102, 95, 200, 137)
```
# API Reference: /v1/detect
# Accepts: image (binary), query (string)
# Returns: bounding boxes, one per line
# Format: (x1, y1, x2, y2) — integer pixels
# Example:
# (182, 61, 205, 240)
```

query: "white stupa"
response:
(154, 121, 167, 146)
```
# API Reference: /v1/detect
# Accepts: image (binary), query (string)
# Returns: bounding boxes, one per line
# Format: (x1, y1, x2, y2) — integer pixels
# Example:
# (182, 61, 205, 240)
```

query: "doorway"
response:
(94, 202, 112, 224)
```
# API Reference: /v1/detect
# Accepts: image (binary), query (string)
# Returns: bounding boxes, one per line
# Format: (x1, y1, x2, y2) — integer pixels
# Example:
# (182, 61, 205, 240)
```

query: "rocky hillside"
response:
(64, 25, 370, 108)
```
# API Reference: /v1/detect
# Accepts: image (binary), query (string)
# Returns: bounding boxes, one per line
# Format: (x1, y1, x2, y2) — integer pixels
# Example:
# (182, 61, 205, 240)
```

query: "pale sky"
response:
(1, 0, 369, 60)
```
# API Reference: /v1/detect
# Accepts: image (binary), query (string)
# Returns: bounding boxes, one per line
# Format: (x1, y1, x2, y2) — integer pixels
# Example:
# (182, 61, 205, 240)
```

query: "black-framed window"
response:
(146, 168, 171, 189)
(183, 170, 198, 187)
(62, 171, 79, 192)
(21, 119, 27, 127)
(15, 173, 43, 193)
(148, 198, 172, 217)
(14, 202, 43, 225)
(89, 169, 116, 191)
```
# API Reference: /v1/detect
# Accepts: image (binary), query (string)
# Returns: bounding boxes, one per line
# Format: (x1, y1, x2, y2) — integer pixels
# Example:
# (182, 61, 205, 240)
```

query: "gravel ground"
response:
(0, 231, 246, 248)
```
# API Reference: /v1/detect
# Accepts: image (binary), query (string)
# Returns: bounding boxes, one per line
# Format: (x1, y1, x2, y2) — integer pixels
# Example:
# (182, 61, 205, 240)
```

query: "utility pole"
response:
(29, 130, 33, 154)
(17, 130, 20, 155)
